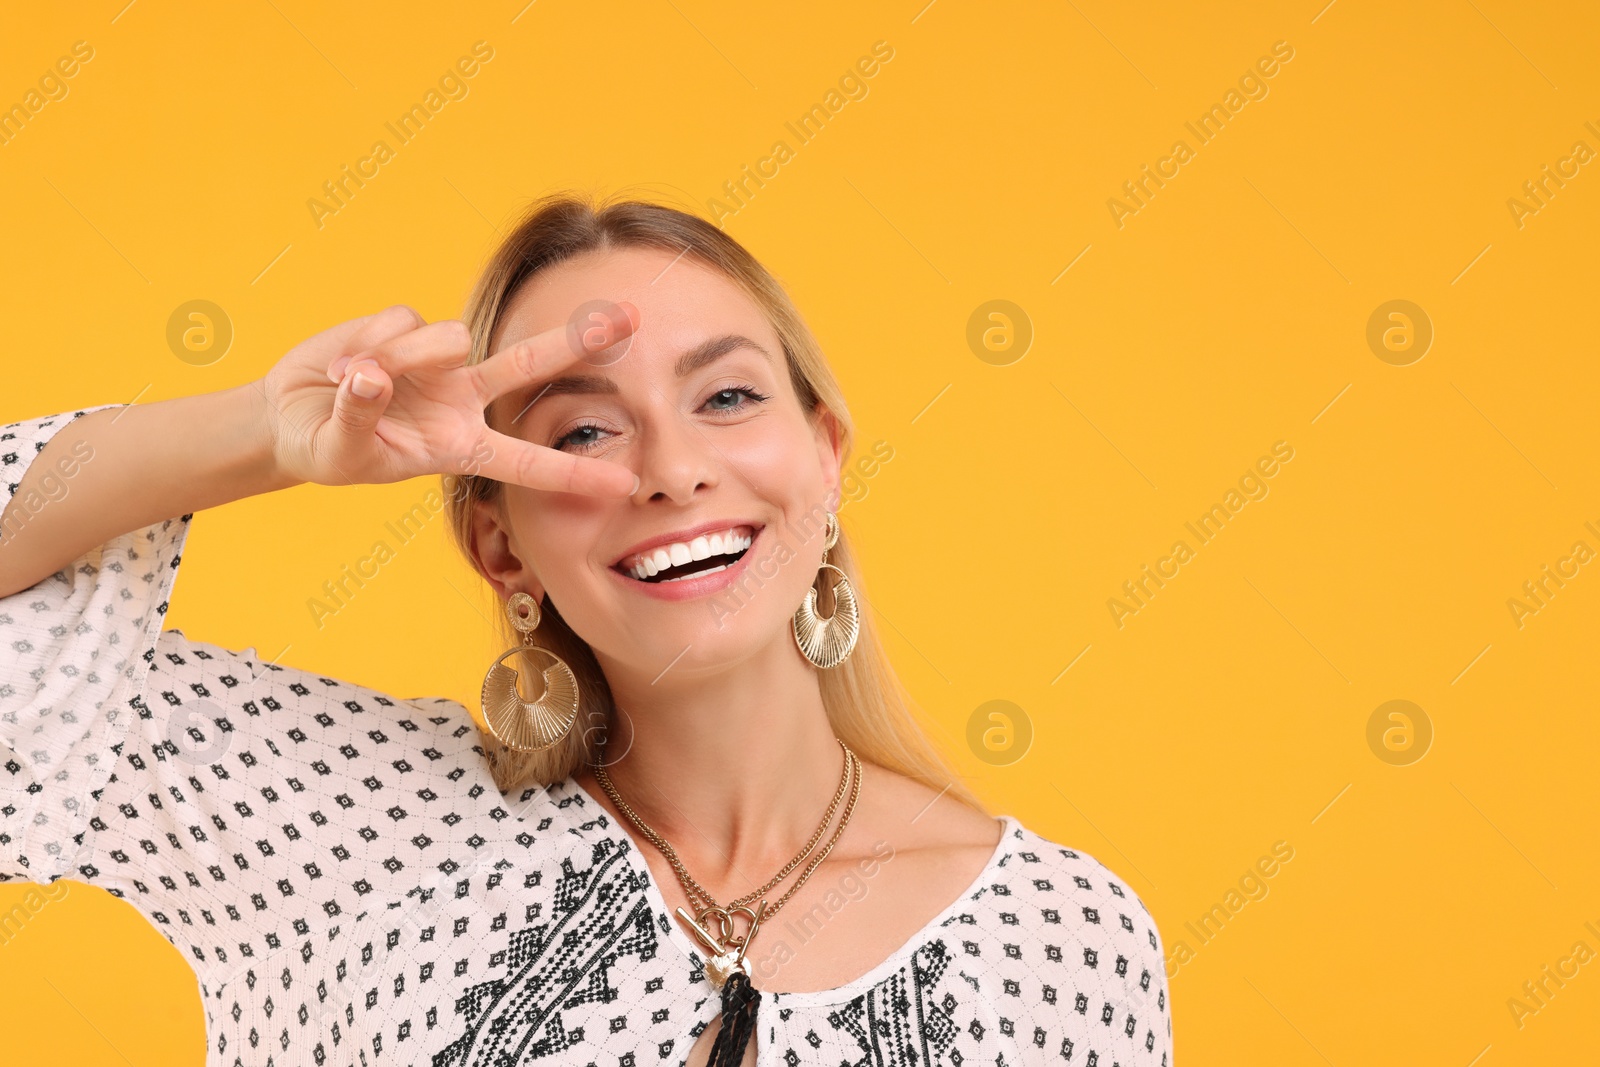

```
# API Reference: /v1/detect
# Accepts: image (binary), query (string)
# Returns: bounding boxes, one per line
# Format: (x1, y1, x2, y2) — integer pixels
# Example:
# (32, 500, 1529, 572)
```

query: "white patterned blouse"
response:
(1, 404, 1173, 1066)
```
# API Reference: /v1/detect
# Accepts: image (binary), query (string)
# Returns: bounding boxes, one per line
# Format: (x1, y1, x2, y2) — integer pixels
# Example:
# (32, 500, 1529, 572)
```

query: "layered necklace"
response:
(591, 738, 863, 1067)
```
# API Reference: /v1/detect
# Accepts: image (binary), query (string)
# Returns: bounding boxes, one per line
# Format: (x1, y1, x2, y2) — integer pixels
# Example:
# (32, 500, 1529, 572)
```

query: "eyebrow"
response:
(525, 333, 775, 402)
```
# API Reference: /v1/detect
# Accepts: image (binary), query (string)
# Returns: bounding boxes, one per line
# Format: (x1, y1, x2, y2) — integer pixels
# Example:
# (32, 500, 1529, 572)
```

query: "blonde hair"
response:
(445, 191, 984, 814)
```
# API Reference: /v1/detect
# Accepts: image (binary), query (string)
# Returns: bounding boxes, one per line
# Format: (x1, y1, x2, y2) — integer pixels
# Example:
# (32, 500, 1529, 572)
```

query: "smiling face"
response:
(470, 244, 845, 681)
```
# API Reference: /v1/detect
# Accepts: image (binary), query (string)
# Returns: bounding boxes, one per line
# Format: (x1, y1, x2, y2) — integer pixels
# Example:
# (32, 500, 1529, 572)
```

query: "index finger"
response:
(470, 300, 639, 407)
(474, 427, 638, 498)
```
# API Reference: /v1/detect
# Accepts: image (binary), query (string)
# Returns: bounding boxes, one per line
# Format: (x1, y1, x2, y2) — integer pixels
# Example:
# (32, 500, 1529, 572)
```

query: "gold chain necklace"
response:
(598, 738, 854, 915)
(591, 738, 863, 988)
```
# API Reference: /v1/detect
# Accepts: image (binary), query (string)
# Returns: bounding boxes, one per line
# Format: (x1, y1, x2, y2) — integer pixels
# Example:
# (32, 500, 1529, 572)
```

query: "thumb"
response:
(331, 360, 392, 443)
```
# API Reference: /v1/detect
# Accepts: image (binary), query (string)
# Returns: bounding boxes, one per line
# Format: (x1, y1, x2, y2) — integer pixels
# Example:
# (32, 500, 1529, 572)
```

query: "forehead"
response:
(492, 245, 774, 355)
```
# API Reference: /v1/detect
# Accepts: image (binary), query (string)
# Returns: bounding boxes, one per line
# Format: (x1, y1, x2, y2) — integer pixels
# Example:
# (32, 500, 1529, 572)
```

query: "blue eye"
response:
(704, 386, 771, 412)
(553, 421, 609, 452)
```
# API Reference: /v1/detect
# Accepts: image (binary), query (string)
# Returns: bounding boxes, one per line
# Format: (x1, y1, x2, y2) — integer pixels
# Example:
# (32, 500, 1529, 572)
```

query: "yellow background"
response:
(3, 0, 1598, 1062)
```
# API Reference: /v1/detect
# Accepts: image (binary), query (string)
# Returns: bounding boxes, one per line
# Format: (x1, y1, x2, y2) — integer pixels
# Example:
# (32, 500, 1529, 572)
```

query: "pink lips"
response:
(611, 519, 764, 570)
(608, 526, 763, 601)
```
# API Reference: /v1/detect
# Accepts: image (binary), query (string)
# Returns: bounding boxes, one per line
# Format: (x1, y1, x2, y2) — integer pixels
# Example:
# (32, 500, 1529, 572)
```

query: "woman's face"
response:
(474, 245, 843, 681)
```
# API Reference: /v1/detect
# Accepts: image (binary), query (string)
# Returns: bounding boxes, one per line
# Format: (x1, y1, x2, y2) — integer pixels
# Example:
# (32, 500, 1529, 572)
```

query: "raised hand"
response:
(260, 303, 639, 497)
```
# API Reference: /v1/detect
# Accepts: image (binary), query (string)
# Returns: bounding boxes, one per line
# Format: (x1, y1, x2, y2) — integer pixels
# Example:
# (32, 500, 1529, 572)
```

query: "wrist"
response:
(225, 381, 303, 495)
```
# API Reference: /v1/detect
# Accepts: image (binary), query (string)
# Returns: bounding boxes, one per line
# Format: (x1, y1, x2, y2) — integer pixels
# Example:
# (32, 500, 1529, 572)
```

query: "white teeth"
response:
(620, 526, 757, 582)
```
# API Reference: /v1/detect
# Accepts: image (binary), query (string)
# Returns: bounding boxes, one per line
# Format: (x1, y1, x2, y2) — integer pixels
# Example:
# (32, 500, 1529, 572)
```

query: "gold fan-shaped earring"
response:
(792, 511, 860, 669)
(480, 591, 580, 751)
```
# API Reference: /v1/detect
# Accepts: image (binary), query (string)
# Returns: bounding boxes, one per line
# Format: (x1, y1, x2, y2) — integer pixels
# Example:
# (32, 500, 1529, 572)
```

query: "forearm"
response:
(0, 382, 301, 597)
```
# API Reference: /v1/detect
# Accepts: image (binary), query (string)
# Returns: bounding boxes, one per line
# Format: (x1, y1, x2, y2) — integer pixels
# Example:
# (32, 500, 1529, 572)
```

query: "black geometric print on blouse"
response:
(824, 938, 957, 1067)
(433, 837, 658, 1065)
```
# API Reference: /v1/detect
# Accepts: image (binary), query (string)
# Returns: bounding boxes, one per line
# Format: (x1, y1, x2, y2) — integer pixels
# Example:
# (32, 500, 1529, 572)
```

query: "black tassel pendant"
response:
(706, 970, 762, 1067)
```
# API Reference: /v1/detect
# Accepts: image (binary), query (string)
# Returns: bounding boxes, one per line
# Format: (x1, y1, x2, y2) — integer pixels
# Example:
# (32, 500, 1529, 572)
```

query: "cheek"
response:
(503, 489, 613, 581)
(727, 423, 834, 571)
(725, 418, 829, 501)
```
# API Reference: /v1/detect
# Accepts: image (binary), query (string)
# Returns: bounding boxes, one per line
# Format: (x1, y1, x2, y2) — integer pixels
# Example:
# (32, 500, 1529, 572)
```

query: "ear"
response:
(810, 404, 845, 513)
(466, 494, 545, 602)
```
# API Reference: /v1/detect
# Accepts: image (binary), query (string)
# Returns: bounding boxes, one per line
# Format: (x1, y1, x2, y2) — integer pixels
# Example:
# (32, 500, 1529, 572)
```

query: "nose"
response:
(629, 393, 723, 504)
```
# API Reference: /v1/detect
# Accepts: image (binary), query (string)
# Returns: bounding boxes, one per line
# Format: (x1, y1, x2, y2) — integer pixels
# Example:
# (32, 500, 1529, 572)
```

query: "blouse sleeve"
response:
(1067, 848, 1173, 1065)
(0, 404, 191, 883)
(1006, 827, 1174, 1066)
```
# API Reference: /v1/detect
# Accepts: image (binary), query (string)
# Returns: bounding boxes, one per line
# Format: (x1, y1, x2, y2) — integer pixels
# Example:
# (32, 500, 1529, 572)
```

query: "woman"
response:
(0, 196, 1171, 1066)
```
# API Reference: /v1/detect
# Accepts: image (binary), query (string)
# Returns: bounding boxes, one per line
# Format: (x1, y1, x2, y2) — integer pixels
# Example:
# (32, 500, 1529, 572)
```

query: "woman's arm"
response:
(0, 300, 642, 599)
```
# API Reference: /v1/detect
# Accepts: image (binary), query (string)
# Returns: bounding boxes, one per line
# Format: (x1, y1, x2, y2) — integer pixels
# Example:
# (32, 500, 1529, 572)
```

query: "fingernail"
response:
(328, 355, 352, 382)
(351, 371, 382, 399)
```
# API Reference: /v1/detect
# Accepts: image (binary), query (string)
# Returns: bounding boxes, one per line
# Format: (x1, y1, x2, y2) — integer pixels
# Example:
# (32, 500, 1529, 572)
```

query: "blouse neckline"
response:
(554, 775, 1019, 1007)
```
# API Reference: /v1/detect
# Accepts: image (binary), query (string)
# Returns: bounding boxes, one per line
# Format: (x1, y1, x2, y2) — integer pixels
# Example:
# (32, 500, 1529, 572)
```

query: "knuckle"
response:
(513, 338, 541, 381)
(444, 319, 472, 351)
(380, 332, 417, 364)
(512, 447, 538, 488)
(383, 304, 425, 329)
